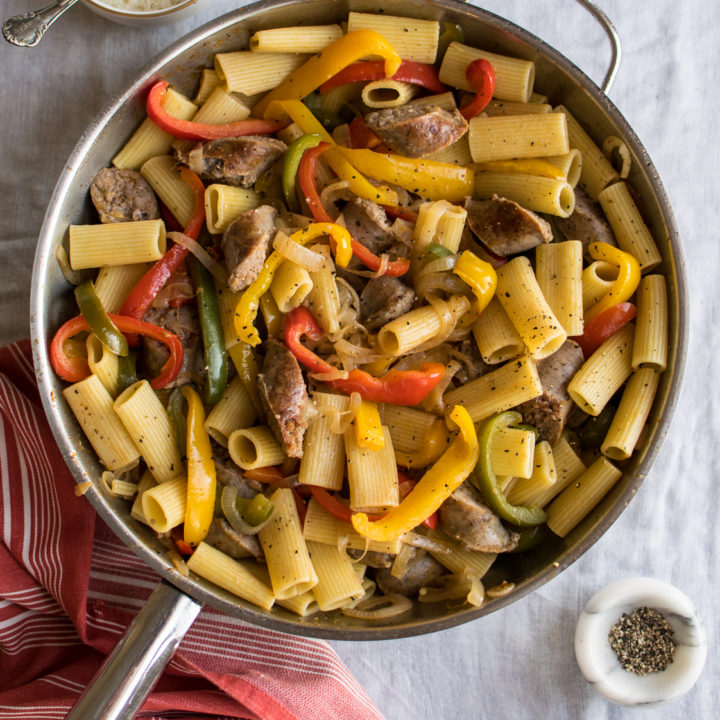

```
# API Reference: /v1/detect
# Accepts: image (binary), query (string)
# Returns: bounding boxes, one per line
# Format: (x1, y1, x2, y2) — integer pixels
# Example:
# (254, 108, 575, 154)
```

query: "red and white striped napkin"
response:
(0, 340, 384, 720)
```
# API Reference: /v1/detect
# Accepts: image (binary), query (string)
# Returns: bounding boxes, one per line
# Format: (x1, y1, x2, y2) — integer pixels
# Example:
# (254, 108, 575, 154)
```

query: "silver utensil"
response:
(3, 0, 79, 47)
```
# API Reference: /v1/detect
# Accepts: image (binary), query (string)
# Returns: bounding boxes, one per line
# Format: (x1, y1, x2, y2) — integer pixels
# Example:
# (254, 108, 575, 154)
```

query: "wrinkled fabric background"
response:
(0, 1, 716, 718)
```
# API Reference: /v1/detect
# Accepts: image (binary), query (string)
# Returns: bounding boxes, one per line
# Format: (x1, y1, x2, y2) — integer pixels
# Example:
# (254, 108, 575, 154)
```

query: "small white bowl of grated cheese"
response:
(82, 0, 210, 26)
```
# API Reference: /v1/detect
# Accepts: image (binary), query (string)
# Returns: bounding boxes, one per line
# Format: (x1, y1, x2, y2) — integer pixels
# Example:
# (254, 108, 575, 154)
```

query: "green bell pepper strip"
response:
(116, 351, 138, 395)
(437, 21, 465, 59)
(167, 387, 187, 459)
(188, 256, 228, 406)
(509, 524, 548, 553)
(236, 493, 275, 527)
(282, 133, 323, 212)
(473, 411, 547, 527)
(427, 242, 454, 258)
(577, 402, 617, 450)
(74, 280, 129, 357)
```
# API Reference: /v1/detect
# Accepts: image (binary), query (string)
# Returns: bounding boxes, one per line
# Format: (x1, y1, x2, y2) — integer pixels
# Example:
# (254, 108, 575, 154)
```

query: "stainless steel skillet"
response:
(28, 1, 687, 717)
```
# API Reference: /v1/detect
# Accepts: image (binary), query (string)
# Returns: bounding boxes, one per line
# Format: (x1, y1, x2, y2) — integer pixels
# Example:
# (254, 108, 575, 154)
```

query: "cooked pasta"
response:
(48, 11, 669, 619)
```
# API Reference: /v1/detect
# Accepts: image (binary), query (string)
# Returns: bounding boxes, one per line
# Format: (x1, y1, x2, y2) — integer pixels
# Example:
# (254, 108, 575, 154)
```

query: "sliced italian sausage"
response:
(90, 167, 159, 224)
(555, 186, 617, 257)
(360, 276, 416, 331)
(375, 549, 446, 597)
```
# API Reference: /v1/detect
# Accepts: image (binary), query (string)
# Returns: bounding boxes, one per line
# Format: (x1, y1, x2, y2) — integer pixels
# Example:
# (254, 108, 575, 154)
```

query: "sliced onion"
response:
(343, 579, 378, 610)
(167, 231, 228, 284)
(334, 339, 384, 362)
(418, 570, 484, 607)
(421, 359, 462, 414)
(221, 485, 274, 535)
(422, 255, 458, 274)
(273, 231, 326, 272)
(320, 181, 353, 217)
(602, 135, 631, 178)
(342, 593, 413, 621)
(403, 531, 451, 555)
(390, 544, 416, 579)
(318, 390, 362, 434)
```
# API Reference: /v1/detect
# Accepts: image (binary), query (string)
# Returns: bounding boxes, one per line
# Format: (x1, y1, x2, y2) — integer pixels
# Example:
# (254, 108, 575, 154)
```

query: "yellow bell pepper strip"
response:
(354, 400, 385, 451)
(473, 411, 546, 527)
(234, 223, 351, 346)
(351, 405, 479, 541)
(337, 147, 475, 203)
(584, 242, 641, 323)
(264, 98, 398, 206)
(452, 250, 498, 313)
(181, 386, 217, 547)
(473, 158, 566, 179)
(253, 30, 402, 117)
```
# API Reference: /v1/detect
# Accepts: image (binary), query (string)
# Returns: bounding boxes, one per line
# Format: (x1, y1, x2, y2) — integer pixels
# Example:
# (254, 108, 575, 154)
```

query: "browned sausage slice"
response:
(465, 195, 553, 256)
(375, 550, 446, 596)
(364, 104, 468, 158)
(343, 197, 396, 255)
(555, 186, 617, 257)
(438, 482, 519, 553)
(175, 136, 286, 187)
(90, 167, 159, 224)
(518, 339, 585, 444)
(204, 518, 264, 562)
(221, 205, 277, 292)
(258, 339, 310, 459)
(360, 276, 415, 331)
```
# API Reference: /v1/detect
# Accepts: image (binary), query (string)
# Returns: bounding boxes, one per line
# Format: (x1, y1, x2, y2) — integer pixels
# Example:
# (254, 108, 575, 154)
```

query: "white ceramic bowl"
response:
(82, 0, 210, 27)
(575, 578, 706, 707)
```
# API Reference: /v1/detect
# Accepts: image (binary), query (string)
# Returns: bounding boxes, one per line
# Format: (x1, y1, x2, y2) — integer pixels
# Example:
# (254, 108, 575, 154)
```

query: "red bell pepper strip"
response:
(120, 167, 205, 344)
(50, 314, 183, 389)
(319, 60, 447, 95)
(146, 80, 289, 140)
(397, 471, 438, 529)
(571, 302, 638, 359)
(298, 143, 411, 277)
(308, 486, 382, 523)
(283, 307, 446, 406)
(460, 59, 496, 120)
(381, 205, 418, 223)
(243, 466, 288, 487)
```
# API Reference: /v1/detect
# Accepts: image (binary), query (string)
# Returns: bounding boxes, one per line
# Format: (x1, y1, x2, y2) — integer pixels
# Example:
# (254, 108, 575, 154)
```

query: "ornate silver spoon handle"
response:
(3, 0, 80, 47)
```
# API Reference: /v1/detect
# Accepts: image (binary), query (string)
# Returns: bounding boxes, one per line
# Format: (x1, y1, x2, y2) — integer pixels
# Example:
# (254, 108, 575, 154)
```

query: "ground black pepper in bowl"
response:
(608, 606, 676, 675)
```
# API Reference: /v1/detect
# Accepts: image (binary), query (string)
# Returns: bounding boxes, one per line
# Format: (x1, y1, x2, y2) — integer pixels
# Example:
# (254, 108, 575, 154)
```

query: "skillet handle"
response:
(573, 0, 622, 92)
(66, 581, 203, 720)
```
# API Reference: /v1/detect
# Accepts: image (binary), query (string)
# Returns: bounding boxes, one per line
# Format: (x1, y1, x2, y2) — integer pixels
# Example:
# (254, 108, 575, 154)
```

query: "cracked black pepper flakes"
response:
(608, 606, 676, 675)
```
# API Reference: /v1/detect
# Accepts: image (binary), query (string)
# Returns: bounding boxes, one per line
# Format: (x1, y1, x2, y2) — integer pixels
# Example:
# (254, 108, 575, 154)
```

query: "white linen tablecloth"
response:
(0, 1, 716, 717)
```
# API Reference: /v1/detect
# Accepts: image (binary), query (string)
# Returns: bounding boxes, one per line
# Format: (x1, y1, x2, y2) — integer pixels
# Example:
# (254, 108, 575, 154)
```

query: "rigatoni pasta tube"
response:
(113, 88, 197, 170)
(302, 498, 402, 555)
(582, 261, 618, 310)
(187, 542, 275, 610)
(114, 380, 182, 483)
(249, 24, 343, 53)
(505, 441, 557, 507)
(444, 355, 542, 423)
(490, 427, 536, 479)
(484, 100, 551, 116)
(468, 114, 569, 163)
(475, 173, 575, 218)
(535, 241, 584, 336)
(421, 527, 496, 578)
(306, 245, 341, 335)
(567, 323, 635, 416)
(471, 298, 524, 364)
(496, 256, 568, 359)
(554, 105, 618, 200)
(347, 12, 439, 64)
(362, 80, 419, 108)
(227, 426, 286, 470)
(530, 434, 586, 508)
(204, 376, 257, 447)
(380, 405, 438, 454)
(439, 42, 535, 102)
(68, 220, 166, 270)
(141, 475, 187, 533)
(94, 263, 150, 313)
(130, 470, 157, 525)
(86, 334, 121, 397)
(377, 295, 469, 356)
(141, 156, 196, 229)
(597, 182, 662, 272)
(215, 52, 306, 96)
(194, 68, 222, 105)
(298, 393, 348, 490)
(259, 488, 318, 600)
(413, 200, 467, 258)
(306, 541, 365, 612)
(345, 426, 399, 511)
(601, 368, 661, 460)
(632, 274, 668, 371)
(546, 456, 622, 537)
(545, 149, 582, 188)
(62, 374, 140, 473)
(205, 184, 261, 234)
